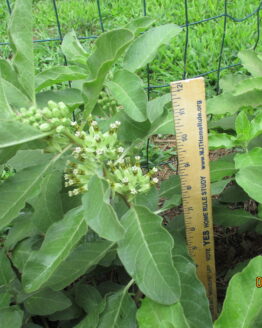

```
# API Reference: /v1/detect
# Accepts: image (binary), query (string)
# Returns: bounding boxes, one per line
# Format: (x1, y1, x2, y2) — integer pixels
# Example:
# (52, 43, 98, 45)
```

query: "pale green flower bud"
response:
(39, 123, 51, 132)
(56, 125, 65, 133)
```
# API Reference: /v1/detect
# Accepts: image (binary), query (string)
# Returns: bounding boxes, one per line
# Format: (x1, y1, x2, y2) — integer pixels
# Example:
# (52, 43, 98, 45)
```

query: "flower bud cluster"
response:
(97, 90, 118, 115)
(106, 157, 159, 200)
(64, 117, 159, 199)
(16, 101, 72, 134)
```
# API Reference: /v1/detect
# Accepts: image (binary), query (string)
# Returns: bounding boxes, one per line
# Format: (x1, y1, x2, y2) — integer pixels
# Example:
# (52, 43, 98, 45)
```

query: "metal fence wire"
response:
(2, 0, 262, 169)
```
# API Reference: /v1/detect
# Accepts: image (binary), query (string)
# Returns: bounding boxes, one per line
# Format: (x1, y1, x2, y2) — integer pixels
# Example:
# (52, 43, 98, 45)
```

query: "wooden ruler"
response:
(170, 77, 217, 318)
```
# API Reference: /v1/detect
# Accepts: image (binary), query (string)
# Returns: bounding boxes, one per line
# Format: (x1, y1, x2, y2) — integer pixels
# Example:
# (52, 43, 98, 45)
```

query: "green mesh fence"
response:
(1, 0, 262, 168)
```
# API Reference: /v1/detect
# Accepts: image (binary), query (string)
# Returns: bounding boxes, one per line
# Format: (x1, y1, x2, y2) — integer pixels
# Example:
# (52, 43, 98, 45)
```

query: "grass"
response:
(0, 0, 261, 97)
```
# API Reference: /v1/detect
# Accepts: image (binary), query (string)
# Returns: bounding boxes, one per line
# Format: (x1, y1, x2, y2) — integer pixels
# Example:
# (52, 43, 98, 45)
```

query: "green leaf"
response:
(82, 175, 124, 242)
(36, 88, 83, 108)
(45, 240, 114, 291)
(7, 150, 52, 172)
(235, 111, 252, 142)
(250, 111, 262, 139)
(160, 175, 181, 198)
(219, 184, 250, 203)
(0, 290, 11, 309)
(74, 300, 106, 328)
(147, 93, 171, 123)
(208, 131, 237, 149)
(24, 289, 71, 315)
(137, 297, 190, 328)
(207, 90, 262, 115)
(134, 187, 159, 212)
(5, 214, 36, 250)
(29, 170, 64, 232)
(211, 178, 231, 195)
(22, 206, 87, 292)
(62, 30, 88, 66)
(106, 69, 148, 122)
(1, 79, 31, 109)
(236, 165, 262, 203)
(0, 150, 66, 231)
(35, 66, 87, 92)
(0, 307, 23, 328)
(173, 254, 213, 328)
(238, 50, 262, 77)
(0, 250, 15, 286)
(0, 120, 49, 148)
(150, 109, 175, 135)
(117, 205, 181, 305)
(234, 148, 262, 169)
(233, 77, 262, 96)
(214, 256, 262, 328)
(75, 284, 102, 313)
(123, 24, 181, 72)
(213, 205, 261, 227)
(8, 0, 35, 103)
(0, 74, 13, 120)
(83, 29, 134, 115)
(96, 286, 137, 328)
(210, 156, 236, 182)
(125, 17, 155, 34)
(220, 73, 247, 93)
(208, 115, 236, 131)
(0, 145, 20, 164)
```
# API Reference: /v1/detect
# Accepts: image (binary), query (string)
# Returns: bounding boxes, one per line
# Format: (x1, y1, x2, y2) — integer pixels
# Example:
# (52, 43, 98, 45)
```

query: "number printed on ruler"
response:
(171, 77, 217, 318)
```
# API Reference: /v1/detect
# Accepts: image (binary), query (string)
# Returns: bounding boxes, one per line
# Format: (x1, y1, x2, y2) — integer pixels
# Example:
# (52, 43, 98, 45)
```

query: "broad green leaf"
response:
(75, 284, 102, 313)
(125, 17, 155, 33)
(0, 145, 20, 164)
(208, 115, 236, 130)
(0, 59, 24, 92)
(160, 175, 181, 198)
(0, 74, 13, 120)
(117, 205, 181, 305)
(62, 30, 88, 66)
(45, 240, 114, 291)
(173, 255, 213, 328)
(74, 300, 106, 328)
(234, 148, 262, 169)
(150, 109, 175, 135)
(22, 206, 87, 292)
(7, 150, 52, 172)
(5, 214, 36, 250)
(36, 88, 83, 108)
(0, 290, 11, 309)
(0, 307, 23, 328)
(208, 131, 236, 149)
(233, 77, 262, 96)
(96, 286, 137, 328)
(0, 120, 49, 148)
(137, 297, 190, 328)
(210, 156, 236, 182)
(236, 165, 262, 203)
(214, 256, 262, 328)
(238, 50, 262, 77)
(82, 175, 124, 242)
(134, 187, 159, 212)
(35, 66, 87, 92)
(0, 150, 66, 230)
(220, 73, 247, 93)
(2, 79, 31, 109)
(213, 205, 261, 227)
(219, 184, 250, 203)
(106, 69, 147, 122)
(29, 171, 64, 232)
(162, 194, 182, 211)
(207, 90, 262, 115)
(48, 302, 82, 321)
(147, 93, 171, 123)
(8, 0, 35, 103)
(123, 24, 181, 72)
(0, 250, 16, 286)
(211, 178, 231, 195)
(235, 111, 251, 142)
(83, 29, 134, 115)
(24, 289, 71, 315)
(250, 111, 262, 139)
(12, 236, 42, 271)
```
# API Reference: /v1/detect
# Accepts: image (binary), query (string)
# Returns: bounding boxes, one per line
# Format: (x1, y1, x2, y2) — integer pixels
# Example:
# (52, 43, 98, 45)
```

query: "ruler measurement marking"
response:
(171, 78, 217, 319)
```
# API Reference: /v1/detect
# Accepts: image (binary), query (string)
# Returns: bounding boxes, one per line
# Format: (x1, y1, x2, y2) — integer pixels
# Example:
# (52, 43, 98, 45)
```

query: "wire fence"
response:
(1, 0, 262, 169)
